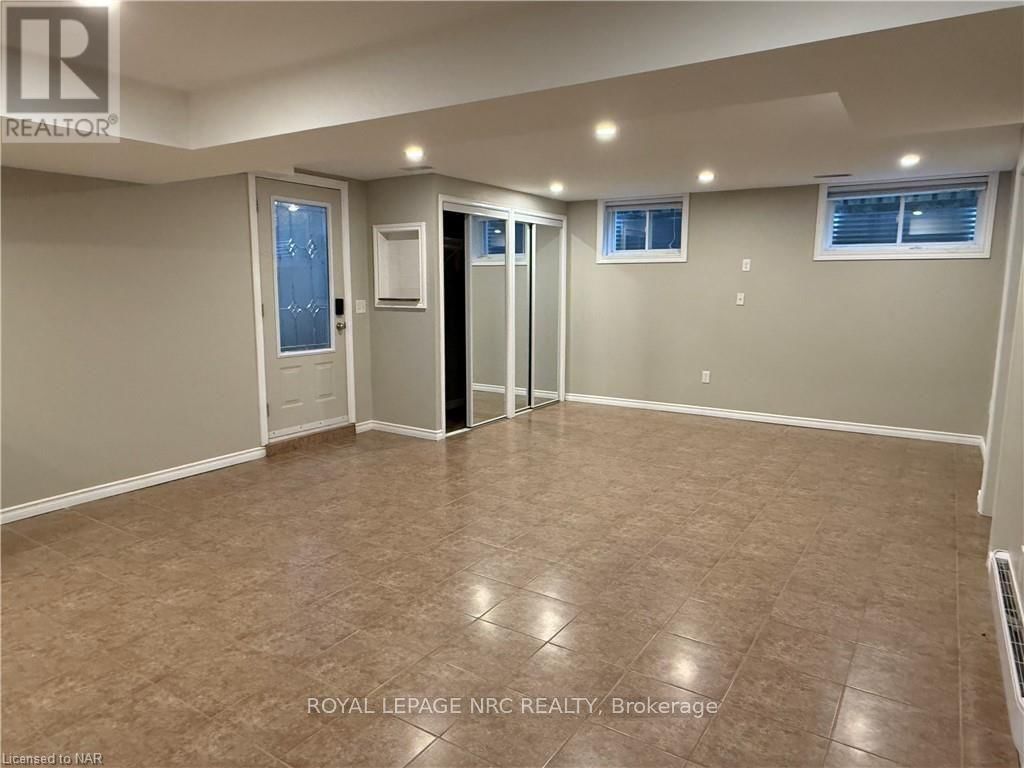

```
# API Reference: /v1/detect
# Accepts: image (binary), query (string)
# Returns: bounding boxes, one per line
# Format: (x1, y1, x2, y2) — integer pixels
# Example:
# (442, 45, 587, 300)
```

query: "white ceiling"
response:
(3, 2, 1022, 199)
(119, 2, 504, 91)
(108, 0, 1016, 148)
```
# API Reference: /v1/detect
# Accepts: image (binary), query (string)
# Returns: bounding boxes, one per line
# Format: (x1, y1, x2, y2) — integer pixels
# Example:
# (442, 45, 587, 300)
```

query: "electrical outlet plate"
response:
(742, 258, 751, 272)
(355, 299, 367, 314)
(736, 292, 745, 306)
(701, 370, 711, 383)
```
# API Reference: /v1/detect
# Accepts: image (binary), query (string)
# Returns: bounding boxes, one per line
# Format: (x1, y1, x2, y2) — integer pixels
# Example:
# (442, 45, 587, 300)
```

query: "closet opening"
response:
(440, 198, 565, 435)
(442, 210, 468, 433)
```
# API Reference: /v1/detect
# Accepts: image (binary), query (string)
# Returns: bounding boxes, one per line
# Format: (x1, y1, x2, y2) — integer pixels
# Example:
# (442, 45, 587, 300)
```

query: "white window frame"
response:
(814, 172, 999, 261)
(470, 219, 528, 266)
(597, 195, 688, 264)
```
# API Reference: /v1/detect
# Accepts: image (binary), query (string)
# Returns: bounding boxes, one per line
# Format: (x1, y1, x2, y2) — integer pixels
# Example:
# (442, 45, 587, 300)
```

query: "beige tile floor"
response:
(0, 403, 1014, 768)
(471, 391, 529, 424)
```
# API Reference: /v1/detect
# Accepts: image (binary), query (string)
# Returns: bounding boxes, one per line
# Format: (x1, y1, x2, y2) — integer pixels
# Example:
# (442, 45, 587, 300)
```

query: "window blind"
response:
(827, 177, 987, 248)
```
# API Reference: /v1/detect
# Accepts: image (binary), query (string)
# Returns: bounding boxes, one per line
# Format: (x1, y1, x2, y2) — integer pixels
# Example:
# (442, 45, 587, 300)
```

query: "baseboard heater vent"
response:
(995, 553, 1024, 697)
(990, 551, 1024, 765)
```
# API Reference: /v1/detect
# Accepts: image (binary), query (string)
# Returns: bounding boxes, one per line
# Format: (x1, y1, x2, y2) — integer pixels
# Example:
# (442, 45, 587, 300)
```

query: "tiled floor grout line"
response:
(538, 490, 716, 768)
(685, 461, 814, 761)
(353, 516, 614, 762)
(536, 444, 839, 765)
(793, 507, 848, 745)
(678, 459, 937, 762)
(609, 469, 798, 764)
(256, 742, 293, 768)
(565, 438, 970, 765)
(525, 471, 764, 768)
(467, 522, 661, 768)
(954, 484, 966, 768)
(104, 510, 491, 766)
(4, 413, 998, 767)
(356, 541, 534, 704)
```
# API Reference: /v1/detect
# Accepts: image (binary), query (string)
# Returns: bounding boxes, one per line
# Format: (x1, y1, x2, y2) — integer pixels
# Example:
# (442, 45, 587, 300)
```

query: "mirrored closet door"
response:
(532, 221, 561, 407)
(514, 221, 532, 413)
(442, 202, 563, 434)
(467, 213, 508, 426)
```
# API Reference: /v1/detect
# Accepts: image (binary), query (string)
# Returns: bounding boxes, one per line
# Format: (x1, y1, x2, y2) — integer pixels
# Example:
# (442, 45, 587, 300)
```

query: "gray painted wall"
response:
(365, 174, 441, 430)
(988, 273, 1023, 569)
(986, 152, 1023, 587)
(567, 174, 1013, 436)
(366, 174, 565, 431)
(2, 168, 376, 509)
(5, 165, 1009, 509)
(2, 168, 260, 507)
(535, 224, 561, 394)
(347, 179, 375, 422)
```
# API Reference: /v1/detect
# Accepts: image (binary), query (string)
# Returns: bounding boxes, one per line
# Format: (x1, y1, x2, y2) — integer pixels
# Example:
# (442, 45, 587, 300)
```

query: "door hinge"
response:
(266, 402, 270, 417)
(261, 302, 265, 318)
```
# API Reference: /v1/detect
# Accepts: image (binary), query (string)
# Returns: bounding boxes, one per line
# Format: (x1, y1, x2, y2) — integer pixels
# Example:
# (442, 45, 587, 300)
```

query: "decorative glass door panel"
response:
(257, 180, 348, 439)
(273, 200, 332, 354)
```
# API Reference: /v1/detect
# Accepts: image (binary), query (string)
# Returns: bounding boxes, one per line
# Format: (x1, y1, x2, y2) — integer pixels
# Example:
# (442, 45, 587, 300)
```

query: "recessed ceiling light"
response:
(404, 145, 424, 163)
(698, 170, 716, 184)
(912, 209, 923, 216)
(899, 153, 921, 168)
(594, 121, 618, 141)
(549, 181, 564, 194)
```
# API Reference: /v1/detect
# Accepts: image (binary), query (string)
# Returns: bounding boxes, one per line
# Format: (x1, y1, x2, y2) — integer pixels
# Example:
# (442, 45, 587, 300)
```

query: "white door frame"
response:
(247, 171, 356, 447)
(437, 194, 567, 436)
(528, 221, 537, 410)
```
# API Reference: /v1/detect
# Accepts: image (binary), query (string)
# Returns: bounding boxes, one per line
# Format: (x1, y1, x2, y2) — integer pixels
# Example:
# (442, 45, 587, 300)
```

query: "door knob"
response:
(335, 320, 346, 332)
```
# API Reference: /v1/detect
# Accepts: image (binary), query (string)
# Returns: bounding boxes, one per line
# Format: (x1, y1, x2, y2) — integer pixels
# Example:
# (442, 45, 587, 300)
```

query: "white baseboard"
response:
(472, 383, 559, 400)
(356, 420, 444, 441)
(472, 382, 507, 395)
(566, 393, 984, 446)
(978, 437, 992, 516)
(1, 447, 266, 525)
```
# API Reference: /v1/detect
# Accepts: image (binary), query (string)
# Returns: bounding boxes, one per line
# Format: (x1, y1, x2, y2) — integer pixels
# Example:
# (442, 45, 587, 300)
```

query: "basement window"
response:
(472, 220, 527, 265)
(815, 173, 998, 260)
(598, 196, 688, 263)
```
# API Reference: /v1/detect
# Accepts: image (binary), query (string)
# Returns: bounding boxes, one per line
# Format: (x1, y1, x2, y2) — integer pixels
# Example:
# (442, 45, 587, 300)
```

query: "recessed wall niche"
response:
(373, 222, 427, 310)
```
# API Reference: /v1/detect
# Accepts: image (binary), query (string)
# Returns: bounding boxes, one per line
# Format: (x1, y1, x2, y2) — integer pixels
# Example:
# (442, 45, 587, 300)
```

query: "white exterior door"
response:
(257, 179, 348, 439)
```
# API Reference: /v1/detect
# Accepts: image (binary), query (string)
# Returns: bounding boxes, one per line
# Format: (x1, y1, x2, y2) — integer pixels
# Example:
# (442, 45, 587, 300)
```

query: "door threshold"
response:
(267, 422, 355, 456)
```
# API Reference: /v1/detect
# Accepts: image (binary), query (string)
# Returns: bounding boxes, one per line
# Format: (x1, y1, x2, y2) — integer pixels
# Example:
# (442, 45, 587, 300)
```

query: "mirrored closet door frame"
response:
(443, 200, 511, 428)
(513, 211, 566, 414)
(438, 196, 566, 434)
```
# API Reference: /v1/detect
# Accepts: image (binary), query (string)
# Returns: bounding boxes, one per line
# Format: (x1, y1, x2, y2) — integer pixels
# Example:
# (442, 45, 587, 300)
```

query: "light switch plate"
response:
(736, 292, 745, 306)
(355, 299, 367, 314)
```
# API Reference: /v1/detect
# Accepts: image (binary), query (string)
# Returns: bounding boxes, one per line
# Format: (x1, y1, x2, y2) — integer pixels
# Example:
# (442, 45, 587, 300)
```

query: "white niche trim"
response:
(374, 222, 427, 310)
